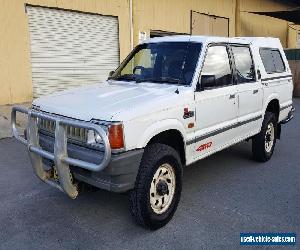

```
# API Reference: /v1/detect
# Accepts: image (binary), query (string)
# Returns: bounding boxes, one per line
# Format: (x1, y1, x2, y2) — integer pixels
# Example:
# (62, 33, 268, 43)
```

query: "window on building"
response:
(201, 45, 232, 88)
(231, 46, 255, 83)
(260, 48, 286, 73)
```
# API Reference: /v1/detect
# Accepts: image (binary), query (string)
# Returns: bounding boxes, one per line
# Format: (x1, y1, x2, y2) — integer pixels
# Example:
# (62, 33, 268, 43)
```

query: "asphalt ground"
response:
(0, 98, 299, 249)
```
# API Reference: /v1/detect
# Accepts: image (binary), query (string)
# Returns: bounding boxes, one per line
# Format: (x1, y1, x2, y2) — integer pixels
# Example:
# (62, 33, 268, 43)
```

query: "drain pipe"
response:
(235, 0, 241, 36)
(130, 0, 134, 50)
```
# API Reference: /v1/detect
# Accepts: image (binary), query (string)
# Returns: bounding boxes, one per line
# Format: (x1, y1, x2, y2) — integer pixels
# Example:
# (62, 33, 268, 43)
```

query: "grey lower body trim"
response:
(187, 115, 262, 146)
(72, 148, 144, 193)
(39, 133, 144, 193)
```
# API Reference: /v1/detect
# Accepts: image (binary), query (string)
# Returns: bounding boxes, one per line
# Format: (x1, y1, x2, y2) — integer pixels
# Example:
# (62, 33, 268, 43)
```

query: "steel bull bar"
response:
(11, 106, 111, 199)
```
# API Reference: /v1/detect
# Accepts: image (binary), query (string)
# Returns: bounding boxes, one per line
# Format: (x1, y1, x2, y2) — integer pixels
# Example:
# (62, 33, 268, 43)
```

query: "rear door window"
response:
(271, 50, 285, 72)
(259, 48, 285, 73)
(231, 46, 255, 83)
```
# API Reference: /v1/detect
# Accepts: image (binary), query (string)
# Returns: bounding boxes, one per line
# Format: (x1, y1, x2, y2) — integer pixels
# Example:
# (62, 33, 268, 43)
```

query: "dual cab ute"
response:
(12, 36, 294, 229)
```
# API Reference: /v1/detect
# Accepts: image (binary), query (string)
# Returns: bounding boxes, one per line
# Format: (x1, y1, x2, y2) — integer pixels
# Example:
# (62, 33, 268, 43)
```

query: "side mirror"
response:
(257, 69, 261, 80)
(200, 75, 216, 89)
(108, 71, 115, 77)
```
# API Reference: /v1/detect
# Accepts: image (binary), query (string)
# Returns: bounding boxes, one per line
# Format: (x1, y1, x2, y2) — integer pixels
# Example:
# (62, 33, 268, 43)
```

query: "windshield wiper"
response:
(136, 76, 181, 84)
(111, 74, 137, 82)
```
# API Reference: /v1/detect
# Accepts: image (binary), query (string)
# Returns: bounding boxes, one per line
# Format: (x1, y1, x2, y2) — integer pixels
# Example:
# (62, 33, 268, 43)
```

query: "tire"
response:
(130, 143, 182, 230)
(252, 112, 277, 162)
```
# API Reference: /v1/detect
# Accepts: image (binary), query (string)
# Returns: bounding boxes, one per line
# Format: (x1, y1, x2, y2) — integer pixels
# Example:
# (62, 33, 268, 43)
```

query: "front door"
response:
(191, 44, 238, 162)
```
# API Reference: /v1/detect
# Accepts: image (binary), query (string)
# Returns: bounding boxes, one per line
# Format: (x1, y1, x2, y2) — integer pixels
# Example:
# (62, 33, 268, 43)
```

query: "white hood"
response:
(33, 81, 191, 121)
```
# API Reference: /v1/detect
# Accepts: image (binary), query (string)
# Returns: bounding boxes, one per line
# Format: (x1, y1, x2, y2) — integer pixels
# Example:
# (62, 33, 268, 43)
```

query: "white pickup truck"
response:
(12, 36, 294, 229)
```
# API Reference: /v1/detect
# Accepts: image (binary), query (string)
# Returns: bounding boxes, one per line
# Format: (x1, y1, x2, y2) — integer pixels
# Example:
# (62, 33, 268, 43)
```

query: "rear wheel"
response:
(252, 112, 277, 162)
(130, 143, 182, 230)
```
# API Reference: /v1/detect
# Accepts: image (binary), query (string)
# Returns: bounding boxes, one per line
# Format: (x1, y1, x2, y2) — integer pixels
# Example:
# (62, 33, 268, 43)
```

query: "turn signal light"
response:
(108, 124, 124, 149)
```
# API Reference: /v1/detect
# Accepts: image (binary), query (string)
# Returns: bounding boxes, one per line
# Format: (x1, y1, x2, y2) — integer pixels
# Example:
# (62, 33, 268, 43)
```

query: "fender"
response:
(262, 94, 280, 117)
(136, 119, 187, 148)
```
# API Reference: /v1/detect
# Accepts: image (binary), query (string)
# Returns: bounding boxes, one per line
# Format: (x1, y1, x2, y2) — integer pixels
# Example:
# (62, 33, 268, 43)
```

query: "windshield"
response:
(109, 42, 202, 85)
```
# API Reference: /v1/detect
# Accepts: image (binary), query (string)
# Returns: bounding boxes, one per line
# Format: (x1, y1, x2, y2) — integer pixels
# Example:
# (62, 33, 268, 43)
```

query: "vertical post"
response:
(27, 111, 47, 181)
(54, 120, 78, 199)
(235, 0, 241, 37)
(130, 0, 134, 50)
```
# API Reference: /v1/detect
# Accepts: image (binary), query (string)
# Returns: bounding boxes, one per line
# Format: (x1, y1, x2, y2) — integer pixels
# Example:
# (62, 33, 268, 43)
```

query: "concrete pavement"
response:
(0, 99, 299, 249)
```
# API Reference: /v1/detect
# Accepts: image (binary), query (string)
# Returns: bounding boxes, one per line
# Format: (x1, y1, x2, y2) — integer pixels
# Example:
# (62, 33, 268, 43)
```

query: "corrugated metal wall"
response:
(238, 0, 297, 48)
(132, 0, 236, 45)
(27, 6, 120, 97)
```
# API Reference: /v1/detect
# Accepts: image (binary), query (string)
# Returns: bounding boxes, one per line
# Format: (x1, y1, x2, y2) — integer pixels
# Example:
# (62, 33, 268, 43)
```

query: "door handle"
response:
(253, 89, 259, 94)
(229, 94, 235, 99)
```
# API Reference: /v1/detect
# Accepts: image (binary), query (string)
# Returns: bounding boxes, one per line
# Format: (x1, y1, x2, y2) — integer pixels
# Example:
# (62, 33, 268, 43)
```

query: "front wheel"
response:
(130, 143, 182, 230)
(252, 112, 277, 162)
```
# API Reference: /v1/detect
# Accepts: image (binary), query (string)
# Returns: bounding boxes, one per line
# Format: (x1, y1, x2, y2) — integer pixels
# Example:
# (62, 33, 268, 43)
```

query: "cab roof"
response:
(143, 35, 282, 47)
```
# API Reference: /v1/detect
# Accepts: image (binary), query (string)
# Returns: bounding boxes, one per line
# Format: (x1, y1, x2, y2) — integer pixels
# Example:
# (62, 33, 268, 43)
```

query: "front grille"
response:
(38, 118, 88, 143)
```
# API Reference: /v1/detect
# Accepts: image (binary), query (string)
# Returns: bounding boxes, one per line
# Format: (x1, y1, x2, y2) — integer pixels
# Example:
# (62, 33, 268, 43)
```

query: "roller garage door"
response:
(26, 6, 120, 98)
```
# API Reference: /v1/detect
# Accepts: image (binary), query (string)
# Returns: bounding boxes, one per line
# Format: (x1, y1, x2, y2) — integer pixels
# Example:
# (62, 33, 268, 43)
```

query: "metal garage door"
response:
(26, 6, 120, 98)
(191, 11, 229, 37)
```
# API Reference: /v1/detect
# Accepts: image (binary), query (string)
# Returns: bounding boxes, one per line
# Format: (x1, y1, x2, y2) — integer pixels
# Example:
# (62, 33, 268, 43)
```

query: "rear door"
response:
(230, 45, 263, 136)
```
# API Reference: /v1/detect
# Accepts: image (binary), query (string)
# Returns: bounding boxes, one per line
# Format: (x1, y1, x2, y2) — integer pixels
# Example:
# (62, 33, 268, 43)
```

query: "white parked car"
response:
(12, 36, 294, 229)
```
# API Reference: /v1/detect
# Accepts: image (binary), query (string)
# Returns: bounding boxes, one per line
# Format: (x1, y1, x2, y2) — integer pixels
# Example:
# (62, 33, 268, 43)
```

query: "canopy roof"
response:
(249, 9, 300, 24)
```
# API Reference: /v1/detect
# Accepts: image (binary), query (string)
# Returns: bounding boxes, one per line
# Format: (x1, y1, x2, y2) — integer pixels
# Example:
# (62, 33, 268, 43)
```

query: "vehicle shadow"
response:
(47, 140, 255, 229)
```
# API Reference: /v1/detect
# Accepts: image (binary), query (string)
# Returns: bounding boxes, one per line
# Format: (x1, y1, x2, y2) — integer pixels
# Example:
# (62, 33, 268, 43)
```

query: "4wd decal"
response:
(183, 107, 194, 119)
(196, 142, 213, 152)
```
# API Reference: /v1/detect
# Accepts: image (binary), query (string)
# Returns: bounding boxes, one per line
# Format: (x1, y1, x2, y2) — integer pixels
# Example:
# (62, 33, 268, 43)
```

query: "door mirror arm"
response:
(257, 69, 261, 80)
(196, 80, 204, 92)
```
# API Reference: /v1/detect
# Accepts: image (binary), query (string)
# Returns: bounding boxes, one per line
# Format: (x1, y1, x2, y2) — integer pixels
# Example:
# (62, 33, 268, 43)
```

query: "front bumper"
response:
(39, 132, 143, 193)
(11, 106, 143, 198)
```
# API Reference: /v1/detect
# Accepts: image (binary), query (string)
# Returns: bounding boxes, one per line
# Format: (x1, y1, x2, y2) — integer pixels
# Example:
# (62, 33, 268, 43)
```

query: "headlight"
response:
(87, 130, 102, 145)
(90, 120, 125, 150)
(87, 122, 108, 145)
(94, 132, 103, 143)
